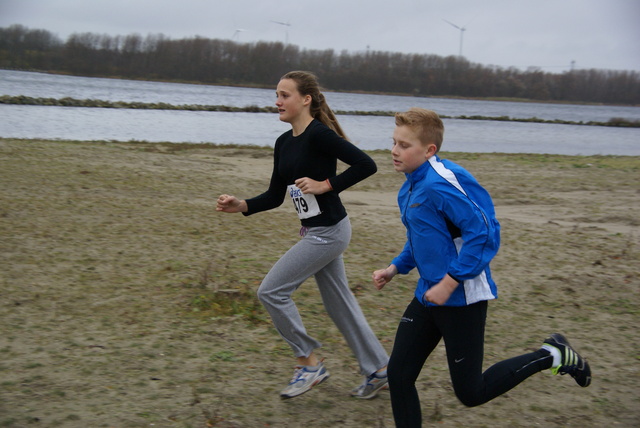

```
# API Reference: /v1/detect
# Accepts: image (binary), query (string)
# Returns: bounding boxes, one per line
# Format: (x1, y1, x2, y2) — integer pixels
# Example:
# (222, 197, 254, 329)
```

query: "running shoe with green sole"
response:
(544, 333, 591, 387)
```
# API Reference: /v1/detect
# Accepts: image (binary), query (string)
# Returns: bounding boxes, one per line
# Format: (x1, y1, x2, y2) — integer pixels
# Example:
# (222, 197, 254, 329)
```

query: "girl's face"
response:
(275, 78, 311, 124)
(391, 125, 436, 173)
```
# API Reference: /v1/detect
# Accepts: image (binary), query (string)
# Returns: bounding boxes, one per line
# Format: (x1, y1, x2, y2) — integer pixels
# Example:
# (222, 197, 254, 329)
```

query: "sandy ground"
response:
(1, 138, 639, 428)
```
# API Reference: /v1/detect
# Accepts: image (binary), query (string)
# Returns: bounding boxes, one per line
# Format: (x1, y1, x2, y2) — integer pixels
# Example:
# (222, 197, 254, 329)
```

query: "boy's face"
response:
(391, 125, 436, 174)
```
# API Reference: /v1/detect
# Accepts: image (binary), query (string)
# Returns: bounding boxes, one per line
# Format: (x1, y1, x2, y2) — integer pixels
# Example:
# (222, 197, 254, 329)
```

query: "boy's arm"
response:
(391, 240, 416, 274)
(424, 274, 458, 305)
(440, 188, 499, 280)
(372, 264, 398, 290)
(372, 240, 414, 292)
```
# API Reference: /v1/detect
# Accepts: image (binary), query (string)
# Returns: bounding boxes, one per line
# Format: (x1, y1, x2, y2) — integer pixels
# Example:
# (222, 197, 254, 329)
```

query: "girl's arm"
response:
(216, 194, 248, 213)
(243, 140, 287, 215)
(314, 125, 377, 192)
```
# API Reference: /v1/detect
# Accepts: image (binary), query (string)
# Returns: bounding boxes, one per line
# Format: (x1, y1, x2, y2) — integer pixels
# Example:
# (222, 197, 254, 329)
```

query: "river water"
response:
(1, 70, 639, 155)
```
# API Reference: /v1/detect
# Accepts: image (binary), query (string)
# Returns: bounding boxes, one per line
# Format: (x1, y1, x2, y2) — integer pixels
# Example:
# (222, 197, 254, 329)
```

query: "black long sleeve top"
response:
(244, 119, 377, 227)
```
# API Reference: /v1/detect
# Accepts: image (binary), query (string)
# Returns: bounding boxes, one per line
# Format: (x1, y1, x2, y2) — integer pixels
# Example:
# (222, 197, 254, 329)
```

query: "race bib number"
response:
(287, 184, 321, 219)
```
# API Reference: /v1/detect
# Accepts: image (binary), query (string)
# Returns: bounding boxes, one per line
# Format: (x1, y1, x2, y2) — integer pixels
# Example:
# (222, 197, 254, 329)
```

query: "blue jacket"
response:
(391, 156, 500, 306)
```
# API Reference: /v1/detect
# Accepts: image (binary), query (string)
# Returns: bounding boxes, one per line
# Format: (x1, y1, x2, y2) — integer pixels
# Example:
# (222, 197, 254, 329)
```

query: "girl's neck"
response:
(290, 115, 314, 137)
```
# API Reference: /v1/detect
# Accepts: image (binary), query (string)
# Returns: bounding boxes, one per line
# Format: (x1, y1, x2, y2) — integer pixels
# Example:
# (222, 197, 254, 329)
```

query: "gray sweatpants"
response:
(257, 216, 388, 375)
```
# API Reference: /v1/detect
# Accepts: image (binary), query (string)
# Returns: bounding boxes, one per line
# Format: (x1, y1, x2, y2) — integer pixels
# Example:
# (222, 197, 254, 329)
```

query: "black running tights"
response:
(387, 298, 553, 427)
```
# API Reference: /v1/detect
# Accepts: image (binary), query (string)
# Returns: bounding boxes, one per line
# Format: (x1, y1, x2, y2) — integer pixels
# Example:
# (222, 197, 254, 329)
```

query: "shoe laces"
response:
(288, 366, 305, 384)
(365, 373, 378, 385)
(558, 362, 583, 378)
(363, 372, 385, 388)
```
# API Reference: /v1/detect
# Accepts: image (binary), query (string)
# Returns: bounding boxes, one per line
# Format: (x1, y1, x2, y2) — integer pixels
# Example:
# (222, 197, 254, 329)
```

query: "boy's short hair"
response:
(395, 108, 444, 152)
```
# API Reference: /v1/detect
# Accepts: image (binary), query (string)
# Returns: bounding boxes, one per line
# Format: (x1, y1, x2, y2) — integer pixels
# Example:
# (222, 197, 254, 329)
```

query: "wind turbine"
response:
(270, 20, 291, 45)
(232, 29, 246, 41)
(443, 19, 467, 57)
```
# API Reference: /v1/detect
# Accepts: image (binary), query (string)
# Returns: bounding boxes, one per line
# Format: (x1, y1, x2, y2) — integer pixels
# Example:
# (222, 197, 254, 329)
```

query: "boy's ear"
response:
(424, 143, 438, 159)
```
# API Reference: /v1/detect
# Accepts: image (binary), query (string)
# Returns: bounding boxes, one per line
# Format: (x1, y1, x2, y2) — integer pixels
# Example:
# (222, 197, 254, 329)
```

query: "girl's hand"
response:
(216, 194, 247, 213)
(372, 265, 398, 290)
(294, 177, 331, 195)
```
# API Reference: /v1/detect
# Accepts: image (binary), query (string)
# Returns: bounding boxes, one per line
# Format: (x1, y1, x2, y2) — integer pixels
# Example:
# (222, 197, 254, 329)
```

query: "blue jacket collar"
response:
(405, 155, 439, 185)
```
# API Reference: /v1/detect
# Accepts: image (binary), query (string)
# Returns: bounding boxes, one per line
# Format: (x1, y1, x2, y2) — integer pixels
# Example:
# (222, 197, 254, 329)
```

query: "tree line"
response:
(1, 24, 638, 105)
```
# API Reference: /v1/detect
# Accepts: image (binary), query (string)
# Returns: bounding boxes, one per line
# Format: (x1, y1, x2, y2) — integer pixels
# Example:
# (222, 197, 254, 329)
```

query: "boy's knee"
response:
(387, 360, 399, 380)
(387, 360, 413, 388)
(454, 389, 483, 408)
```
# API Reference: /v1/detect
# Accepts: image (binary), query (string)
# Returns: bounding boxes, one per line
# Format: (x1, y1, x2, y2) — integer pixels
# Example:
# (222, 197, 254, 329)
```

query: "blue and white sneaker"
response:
(350, 370, 389, 399)
(280, 361, 330, 399)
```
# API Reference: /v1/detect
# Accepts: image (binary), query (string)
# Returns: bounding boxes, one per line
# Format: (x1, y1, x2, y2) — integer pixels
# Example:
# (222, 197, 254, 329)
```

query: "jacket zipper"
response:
(404, 178, 428, 286)
(404, 180, 418, 272)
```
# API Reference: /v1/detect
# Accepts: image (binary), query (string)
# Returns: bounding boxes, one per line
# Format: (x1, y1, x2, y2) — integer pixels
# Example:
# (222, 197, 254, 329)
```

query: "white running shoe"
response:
(280, 362, 330, 399)
(350, 370, 389, 399)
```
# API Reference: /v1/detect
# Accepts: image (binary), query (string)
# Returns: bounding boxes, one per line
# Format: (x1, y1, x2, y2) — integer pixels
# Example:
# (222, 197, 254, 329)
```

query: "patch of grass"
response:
(210, 351, 236, 362)
(188, 291, 266, 324)
(24, 363, 43, 369)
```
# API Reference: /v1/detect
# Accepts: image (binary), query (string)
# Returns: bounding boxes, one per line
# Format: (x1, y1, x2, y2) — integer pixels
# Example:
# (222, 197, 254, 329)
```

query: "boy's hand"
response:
(424, 275, 459, 305)
(372, 265, 398, 290)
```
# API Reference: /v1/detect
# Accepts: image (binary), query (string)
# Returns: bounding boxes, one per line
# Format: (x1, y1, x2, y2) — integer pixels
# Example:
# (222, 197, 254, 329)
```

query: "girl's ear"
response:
(303, 94, 312, 106)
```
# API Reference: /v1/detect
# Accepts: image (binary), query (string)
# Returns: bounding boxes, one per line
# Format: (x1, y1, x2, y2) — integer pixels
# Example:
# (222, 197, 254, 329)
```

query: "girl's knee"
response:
(257, 282, 288, 307)
(256, 284, 273, 305)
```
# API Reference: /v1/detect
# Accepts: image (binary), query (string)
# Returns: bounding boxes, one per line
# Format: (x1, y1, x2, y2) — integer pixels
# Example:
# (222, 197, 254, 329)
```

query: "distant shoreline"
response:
(3, 68, 639, 108)
(3, 138, 639, 159)
(2, 95, 638, 128)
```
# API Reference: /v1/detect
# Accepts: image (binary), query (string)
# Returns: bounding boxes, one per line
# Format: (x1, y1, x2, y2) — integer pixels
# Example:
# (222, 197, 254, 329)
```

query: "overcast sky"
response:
(1, 0, 639, 72)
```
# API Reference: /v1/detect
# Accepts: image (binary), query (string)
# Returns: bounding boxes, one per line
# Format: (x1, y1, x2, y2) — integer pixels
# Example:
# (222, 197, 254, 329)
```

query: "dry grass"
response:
(0, 138, 638, 427)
